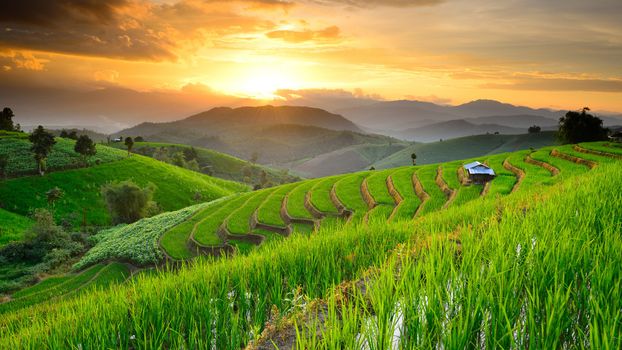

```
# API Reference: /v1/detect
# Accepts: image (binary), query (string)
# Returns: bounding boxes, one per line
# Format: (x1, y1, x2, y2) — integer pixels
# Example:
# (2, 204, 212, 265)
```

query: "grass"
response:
(440, 161, 483, 207)
(485, 153, 517, 197)
(415, 165, 447, 215)
(309, 176, 342, 215)
(0, 264, 106, 315)
(75, 203, 207, 269)
(286, 180, 318, 220)
(374, 132, 557, 169)
(295, 162, 622, 349)
(364, 169, 396, 221)
(580, 141, 622, 156)
(160, 197, 232, 259)
(0, 153, 617, 349)
(0, 208, 33, 246)
(0, 154, 248, 227)
(193, 195, 252, 245)
(557, 144, 619, 164)
(334, 172, 371, 222)
(530, 147, 589, 179)
(389, 167, 422, 220)
(0, 136, 125, 177)
(506, 149, 554, 188)
(85, 263, 131, 290)
(256, 183, 298, 227)
(226, 190, 274, 235)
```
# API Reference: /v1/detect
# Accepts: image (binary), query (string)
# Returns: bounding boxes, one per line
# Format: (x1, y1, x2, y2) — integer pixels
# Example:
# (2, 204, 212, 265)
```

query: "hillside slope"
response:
(374, 132, 556, 169)
(115, 106, 405, 165)
(0, 141, 619, 348)
(0, 154, 248, 227)
(110, 142, 300, 186)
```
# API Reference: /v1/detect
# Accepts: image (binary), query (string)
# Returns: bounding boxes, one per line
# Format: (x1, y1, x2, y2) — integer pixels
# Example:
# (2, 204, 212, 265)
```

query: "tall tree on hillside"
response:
(74, 135, 97, 165)
(29, 126, 56, 176)
(0, 107, 15, 131)
(124, 137, 134, 156)
(411, 152, 417, 166)
(528, 125, 541, 133)
(558, 107, 608, 144)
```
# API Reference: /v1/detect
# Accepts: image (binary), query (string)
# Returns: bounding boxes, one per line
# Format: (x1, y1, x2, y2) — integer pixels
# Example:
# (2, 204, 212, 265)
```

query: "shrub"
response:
(101, 181, 156, 225)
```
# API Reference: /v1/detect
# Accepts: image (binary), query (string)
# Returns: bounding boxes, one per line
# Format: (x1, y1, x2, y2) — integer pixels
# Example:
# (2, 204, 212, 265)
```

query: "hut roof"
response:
(463, 161, 495, 176)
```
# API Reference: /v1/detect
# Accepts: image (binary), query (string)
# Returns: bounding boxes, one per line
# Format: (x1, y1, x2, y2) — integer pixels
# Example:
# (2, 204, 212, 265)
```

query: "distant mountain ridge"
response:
(117, 105, 399, 165)
(337, 99, 622, 141)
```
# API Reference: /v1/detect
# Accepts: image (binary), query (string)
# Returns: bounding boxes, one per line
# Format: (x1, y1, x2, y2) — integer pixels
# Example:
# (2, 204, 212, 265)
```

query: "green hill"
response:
(374, 132, 557, 169)
(0, 154, 248, 228)
(0, 141, 620, 348)
(109, 141, 300, 186)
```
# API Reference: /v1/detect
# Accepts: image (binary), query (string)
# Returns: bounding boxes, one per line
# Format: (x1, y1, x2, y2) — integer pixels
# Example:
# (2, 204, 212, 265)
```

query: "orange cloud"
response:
(266, 25, 340, 43)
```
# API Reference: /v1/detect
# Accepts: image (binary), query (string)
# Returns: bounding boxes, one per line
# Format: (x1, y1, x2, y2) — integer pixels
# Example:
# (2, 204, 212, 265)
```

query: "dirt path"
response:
(502, 158, 525, 193)
(412, 172, 430, 218)
(436, 166, 457, 209)
(525, 152, 560, 176)
(573, 144, 622, 160)
(550, 149, 597, 169)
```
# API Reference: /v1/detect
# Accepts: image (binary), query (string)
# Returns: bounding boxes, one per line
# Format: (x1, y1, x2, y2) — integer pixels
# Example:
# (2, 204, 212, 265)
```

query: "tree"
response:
(29, 126, 56, 175)
(60, 130, 69, 138)
(0, 154, 7, 179)
(411, 152, 417, 166)
(528, 125, 541, 133)
(101, 180, 156, 224)
(369, 166, 375, 171)
(134, 136, 144, 142)
(0, 107, 16, 131)
(124, 137, 134, 156)
(558, 107, 608, 144)
(74, 135, 97, 165)
(250, 152, 259, 164)
(46, 187, 64, 207)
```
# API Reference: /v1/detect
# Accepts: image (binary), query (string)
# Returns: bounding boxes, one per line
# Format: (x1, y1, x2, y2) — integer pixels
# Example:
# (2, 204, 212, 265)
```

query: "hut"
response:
(463, 161, 496, 184)
(609, 129, 622, 143)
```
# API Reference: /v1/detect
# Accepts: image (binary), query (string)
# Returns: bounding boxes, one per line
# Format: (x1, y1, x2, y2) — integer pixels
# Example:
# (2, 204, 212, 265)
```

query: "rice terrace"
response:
(1, 0, 622, 349)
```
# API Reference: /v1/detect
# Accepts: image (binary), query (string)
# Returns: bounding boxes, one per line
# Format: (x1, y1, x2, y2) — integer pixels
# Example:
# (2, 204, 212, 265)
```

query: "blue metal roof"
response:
(464, 161, 496, 176)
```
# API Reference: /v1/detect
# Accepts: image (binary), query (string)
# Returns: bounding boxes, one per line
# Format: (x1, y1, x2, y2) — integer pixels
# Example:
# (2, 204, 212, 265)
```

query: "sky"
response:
(1, 0, 622, 126)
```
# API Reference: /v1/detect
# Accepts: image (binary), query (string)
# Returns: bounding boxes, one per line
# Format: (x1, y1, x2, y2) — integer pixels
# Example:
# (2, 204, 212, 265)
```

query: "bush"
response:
(101, 180, 156, 225)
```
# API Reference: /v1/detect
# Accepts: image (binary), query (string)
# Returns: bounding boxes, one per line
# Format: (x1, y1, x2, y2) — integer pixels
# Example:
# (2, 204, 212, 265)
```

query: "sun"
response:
(226, 66, 300, 100)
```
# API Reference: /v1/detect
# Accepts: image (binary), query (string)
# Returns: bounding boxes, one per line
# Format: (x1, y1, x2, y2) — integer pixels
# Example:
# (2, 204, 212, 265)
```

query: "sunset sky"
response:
(1, 0, 622, 117)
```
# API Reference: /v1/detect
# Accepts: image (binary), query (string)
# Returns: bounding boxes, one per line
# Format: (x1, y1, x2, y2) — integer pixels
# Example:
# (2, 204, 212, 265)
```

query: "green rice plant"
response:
(0, 154, 248, 227)
(309, 175, 343, 215)
(0, 208, 33, 246)
(160, 196, 234, 259)
(226, 190, 274, 235)
(194, 195, 252, 245)
(75, 203, 208, 269)
(1, 150, 619, 349)
(415, 165, 447, 215)
(530, 147, 589, 178)
(484, 153, 517, 197)
(290, 222, 314, 235)
(389, 167, 422, 220)
(286, 180, 319, 220)
(83, 263, 131, 291)
(11, 276, 73, 299)
(296, 162, 622, 349)
(506, 149, 554, 188)
(580, 141, 622, 156)
(0, 264, 106, 315)
(365, 169, 395, 205)
(557, 144, 618, 164)
(257, 183, 298, 227)
(334, 172, 371, 222)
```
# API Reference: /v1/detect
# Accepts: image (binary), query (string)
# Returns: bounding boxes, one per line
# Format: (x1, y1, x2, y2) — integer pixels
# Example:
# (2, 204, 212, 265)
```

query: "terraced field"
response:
(2, 141, 621, 348)
(72, 142, 622, 270)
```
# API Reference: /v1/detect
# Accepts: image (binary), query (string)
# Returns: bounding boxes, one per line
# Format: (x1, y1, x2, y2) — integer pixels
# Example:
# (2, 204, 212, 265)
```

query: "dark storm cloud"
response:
(0, 0, 128, 27)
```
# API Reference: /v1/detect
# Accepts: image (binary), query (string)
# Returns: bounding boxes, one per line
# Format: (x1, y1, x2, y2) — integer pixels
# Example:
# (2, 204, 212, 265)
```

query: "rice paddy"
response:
(2, 141, 619, 349)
